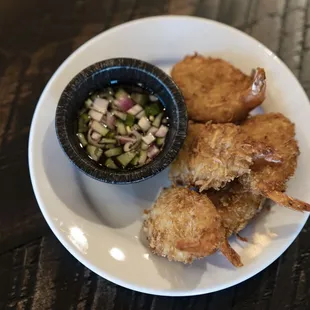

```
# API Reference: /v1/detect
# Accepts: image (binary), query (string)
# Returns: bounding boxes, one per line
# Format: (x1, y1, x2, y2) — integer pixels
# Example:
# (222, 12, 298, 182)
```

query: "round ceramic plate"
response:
(29, 16, 310, 296)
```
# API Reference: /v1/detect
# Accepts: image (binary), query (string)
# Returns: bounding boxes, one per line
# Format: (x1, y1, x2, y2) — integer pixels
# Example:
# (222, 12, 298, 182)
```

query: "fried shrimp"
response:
(208, 181, 265, 237)
(171, 54, 266, 123)
(169, 122, 280, 192)
(143, 187, 242, 267)
(241, 113, 310, 211)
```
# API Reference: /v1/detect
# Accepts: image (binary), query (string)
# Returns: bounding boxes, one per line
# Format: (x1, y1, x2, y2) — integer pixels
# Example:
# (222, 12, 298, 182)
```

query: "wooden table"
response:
(0, 0, 309, 309)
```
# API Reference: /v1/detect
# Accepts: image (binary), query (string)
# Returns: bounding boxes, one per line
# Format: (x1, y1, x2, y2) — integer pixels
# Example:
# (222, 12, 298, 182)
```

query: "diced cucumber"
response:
(86, 145, 103, 161)
(78, 114, 90, 132)
(80, 113, 90, 122)
(105, 158, 118, 169)
(131, 93, 148, 106)
(142, 133, 156, 145)
(106, 131, 115, 138)
(152, 112, 163, 128)
(113, 110, 127, 121)
(86, 145, 96, 157)
(78, 118, 88, 133)
(156, 137, 165, 146)
(85, 98, 93, 108)
(91, 121, 109, 136)
(135, 110, 146, 119)
(104, 147, 123, 157)
(130, 156, 139, 166)
(115, 88, 128, 99)
(100, 138, 117, 144)
(125, 114, 135, 126)
(116, 151, 136, 167)
(138, 116, 151, 132)
(105, 144, 116, 149)
(138, 150, 147, 165)
(76, 133, 88, 147)
(116, 121, 127, 135)
(141, 142, 149, 150)
(91, 93, 98, 101)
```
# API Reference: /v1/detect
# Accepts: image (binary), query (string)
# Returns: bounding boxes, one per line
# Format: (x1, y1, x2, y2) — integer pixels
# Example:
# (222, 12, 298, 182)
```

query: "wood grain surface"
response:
(0, 0, 310, 309)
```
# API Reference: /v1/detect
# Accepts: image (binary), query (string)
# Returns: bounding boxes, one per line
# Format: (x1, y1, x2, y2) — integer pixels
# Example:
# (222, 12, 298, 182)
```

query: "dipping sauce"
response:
(76, 84, 169, 169)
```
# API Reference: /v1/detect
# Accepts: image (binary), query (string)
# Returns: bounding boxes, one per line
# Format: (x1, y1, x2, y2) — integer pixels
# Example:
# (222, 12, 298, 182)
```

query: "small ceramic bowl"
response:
(55, 58, 187, 184)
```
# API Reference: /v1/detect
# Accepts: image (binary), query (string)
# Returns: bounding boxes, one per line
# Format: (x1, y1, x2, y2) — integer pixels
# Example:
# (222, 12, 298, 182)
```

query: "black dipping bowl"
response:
(55, 58, 187, 184)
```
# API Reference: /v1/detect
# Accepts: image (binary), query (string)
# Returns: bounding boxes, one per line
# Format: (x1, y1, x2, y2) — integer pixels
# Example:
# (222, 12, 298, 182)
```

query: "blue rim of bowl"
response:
(55, 58, 188, 184)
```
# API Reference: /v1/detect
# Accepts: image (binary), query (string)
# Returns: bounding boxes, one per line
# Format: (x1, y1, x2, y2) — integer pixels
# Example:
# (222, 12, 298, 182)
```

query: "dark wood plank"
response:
(0, 0, 310, 309)
(167, 0, 200, 15)
(277, 0, 308, 76)
(0, 0, 117, 252)
(248, 0, 286, 52)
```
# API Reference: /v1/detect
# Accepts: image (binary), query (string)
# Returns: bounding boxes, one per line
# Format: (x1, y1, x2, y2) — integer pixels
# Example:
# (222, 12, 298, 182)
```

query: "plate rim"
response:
(28, 15, 310, 296)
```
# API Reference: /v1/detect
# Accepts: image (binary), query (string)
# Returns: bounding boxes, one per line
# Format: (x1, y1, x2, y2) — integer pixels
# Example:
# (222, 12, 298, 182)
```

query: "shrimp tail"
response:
(263, 190, 310, 212)
(241, 67, 266, 110)
(219, 239, 243, 267)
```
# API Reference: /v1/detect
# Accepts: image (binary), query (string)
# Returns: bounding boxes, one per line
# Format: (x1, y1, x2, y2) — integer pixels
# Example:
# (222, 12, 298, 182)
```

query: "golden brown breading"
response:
(171, 54, 266, 123)
(143, 187, 242, 267)
(240, 113, 310, 211)
(208, 181, 265, 237)
(169, 122, 205, 186)
(169, 122, 280, 192)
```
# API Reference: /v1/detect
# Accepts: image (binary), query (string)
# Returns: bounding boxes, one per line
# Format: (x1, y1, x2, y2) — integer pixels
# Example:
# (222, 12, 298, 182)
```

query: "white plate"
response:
(29, 16, 310, 296)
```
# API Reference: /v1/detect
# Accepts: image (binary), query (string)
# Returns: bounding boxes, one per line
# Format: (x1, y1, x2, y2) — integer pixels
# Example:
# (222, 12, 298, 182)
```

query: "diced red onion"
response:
(142, 133, 156, 145)
(92, 98, 109, 114)
(127, 105, 143, 116)
(147, 145, 160, 158)
(91, 131, 102, 141)
(87, 130, 104, 147)
(147, 126, 158, 135)
(124, 142, 133, 152)
(115, 135, 136, 144)
(136, 110, 146, 119)
(112, 110, 127, 121)
(155, 125, 168, 137)
(88, 110, 103, 122)
(138, 116, 151, 132)
(115, 97, 134, 112)
(106, 112, 116, 129)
